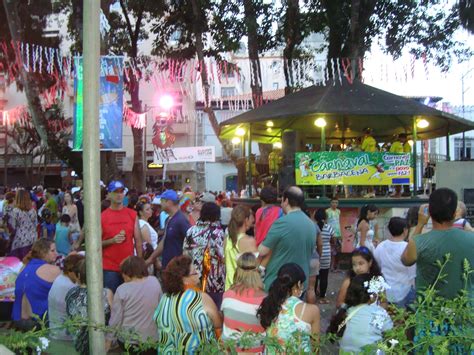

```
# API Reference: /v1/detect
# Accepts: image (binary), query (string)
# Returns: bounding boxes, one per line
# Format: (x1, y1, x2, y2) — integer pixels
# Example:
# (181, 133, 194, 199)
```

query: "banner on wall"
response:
(154, 146, 216, 164)
(73, 56, 124, 150)
(295, 152, 413, 186)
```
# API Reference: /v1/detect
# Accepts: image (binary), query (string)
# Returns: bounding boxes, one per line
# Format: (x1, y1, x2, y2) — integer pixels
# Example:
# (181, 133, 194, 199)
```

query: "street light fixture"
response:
(416, 119, 429, 129)
(236, 127, 246, 136)
(314, 117, 327, 128)
(159, 94, 174, 110)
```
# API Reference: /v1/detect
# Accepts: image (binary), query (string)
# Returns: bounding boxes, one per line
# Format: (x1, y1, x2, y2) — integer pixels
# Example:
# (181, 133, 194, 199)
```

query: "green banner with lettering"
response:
(295, 152, 413, 185)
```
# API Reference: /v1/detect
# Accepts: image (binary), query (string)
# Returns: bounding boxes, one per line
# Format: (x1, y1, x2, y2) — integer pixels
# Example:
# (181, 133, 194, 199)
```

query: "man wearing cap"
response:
(146, 189, 191, 269)
(101, 181, 142, 293)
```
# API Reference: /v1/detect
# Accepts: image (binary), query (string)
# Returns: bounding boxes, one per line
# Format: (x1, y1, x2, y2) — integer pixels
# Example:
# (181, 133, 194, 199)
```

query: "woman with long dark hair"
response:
(184, 202, 225, 308)
(257, 263, 320, 353)
(355, 204, 378, 253)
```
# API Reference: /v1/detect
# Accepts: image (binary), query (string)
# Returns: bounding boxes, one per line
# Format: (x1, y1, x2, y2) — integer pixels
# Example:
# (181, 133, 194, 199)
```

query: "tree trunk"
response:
(282, 0, 300, 94)
(350, 0, 361, 80)
(3, 0, 49, 145)
(243, 0, 263, 108)
(3, 0, 84, 177)
(129, 70, 145, 192)
(190, 0, 236, 163)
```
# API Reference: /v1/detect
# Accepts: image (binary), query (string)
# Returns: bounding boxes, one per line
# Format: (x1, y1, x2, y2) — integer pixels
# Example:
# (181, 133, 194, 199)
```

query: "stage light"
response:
(314, 117, 327, 128)
(417, 119, 429, 129)
(159, 94, 174, 110)
(231, 137, 241, 144)
(266, 121, 274, 127)
(236, 127, 246, 136)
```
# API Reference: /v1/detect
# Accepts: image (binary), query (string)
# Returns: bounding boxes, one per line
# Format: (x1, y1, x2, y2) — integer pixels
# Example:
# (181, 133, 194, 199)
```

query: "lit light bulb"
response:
(314, 117, 327, 128)
(417, 119, 429, 129)
(266, 121, 274, 127)
(159, 94, 174, 110)
(266, 127, 273, 133)
(236, 127, 246, 136)
(408, 140, 414, 146)
(273, 142, 282, 149)
(231, 137, 241, 144)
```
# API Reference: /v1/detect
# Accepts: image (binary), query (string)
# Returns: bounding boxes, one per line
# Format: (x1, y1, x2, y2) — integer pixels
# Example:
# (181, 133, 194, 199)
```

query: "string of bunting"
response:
(0, 40, 449, 88)
(123, 104, 148, 129)
(2, 105, 70, 133)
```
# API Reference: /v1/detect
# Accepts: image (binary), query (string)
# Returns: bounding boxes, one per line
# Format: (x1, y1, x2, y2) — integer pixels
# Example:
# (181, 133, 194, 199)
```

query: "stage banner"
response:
(73, 56, 124, 150)
(295, 152, 413, 186)
(154, 146, 216, 164)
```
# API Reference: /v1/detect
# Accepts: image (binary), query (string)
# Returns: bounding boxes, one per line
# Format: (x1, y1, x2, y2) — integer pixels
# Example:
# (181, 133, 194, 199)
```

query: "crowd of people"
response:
(0, 182, 473, 353)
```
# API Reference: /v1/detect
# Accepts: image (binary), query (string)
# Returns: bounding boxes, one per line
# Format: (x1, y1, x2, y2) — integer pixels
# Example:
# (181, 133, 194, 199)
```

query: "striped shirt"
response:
(221, 288, 266, 353)
(319, 224, 334, 269)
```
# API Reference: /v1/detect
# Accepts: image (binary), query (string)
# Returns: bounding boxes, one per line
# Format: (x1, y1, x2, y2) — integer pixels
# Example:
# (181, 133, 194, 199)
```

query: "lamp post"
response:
(315, 117, 327, 198)
(461, 68, 473, 160)
(82, 0, 105, 352)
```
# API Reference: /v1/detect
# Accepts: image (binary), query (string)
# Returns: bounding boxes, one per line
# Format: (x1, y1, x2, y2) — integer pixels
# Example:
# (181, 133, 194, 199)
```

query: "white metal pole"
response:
(83, 0, 105, 353)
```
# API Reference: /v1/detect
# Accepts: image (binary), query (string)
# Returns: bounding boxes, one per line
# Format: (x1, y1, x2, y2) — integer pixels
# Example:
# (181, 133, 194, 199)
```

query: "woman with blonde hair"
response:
(221, 252, 266, 353)
(9, 189, 37, 259)
(224, 205, 257, 290)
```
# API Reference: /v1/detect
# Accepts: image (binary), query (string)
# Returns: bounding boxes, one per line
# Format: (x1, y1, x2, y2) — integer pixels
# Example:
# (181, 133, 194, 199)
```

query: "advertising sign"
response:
(295, 152, 413, 186)
(154, 146, 216, 164)
(73, 56, 124, 150)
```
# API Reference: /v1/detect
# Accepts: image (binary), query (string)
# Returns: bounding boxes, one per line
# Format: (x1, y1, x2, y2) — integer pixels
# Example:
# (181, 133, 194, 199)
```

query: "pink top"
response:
(255, 206, 283, 246)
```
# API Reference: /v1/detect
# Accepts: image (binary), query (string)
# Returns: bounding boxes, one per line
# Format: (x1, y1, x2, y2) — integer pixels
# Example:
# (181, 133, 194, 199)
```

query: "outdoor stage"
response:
(234, 196, 429, 208)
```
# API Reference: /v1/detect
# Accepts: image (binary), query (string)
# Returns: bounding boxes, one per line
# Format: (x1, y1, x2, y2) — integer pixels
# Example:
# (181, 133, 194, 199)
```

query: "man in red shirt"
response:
(101, 181, 142, 292)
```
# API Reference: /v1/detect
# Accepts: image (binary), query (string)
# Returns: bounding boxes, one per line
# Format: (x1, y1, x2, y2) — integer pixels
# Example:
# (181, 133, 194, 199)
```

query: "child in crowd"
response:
(329, 274, 393, 353)
(41, 208, 56, 241)
(314, 209, 334, 304)
(55, 214, 73, 256)
(336, 247, 382, 309)
(374, 217, 416, 308)
(326, 198, 342, 271)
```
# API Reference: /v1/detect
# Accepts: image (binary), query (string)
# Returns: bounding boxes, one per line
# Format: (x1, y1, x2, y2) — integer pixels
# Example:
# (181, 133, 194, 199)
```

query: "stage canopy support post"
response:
(247, 124, 252, 197)
(412, 118, 418, 198)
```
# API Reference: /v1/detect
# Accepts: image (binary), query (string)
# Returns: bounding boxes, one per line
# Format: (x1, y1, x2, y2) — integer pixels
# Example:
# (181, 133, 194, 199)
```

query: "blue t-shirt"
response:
(55, 223, 71, 256)
(42, 222, 56, 241)
(162, 211, 191, 268)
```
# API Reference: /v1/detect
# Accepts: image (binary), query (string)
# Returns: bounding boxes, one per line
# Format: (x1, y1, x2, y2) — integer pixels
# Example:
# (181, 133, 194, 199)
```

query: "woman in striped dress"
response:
(153, 255, 222, 354)
(221, 252, 266, 353)
(314, 209, 334, 304)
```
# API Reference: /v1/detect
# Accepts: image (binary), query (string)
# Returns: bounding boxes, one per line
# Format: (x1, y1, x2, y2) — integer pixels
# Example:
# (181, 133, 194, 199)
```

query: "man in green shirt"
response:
(258, 186, 316, 292)
(401, 188, 474, 300)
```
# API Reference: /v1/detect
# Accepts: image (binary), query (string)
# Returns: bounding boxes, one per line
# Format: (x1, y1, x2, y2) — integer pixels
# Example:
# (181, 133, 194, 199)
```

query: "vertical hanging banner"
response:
(73, 56, 124, 150)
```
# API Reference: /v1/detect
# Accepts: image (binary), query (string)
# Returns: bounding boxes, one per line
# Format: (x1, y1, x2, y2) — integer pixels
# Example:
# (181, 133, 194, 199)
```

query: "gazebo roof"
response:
(219, 81, 474, 144)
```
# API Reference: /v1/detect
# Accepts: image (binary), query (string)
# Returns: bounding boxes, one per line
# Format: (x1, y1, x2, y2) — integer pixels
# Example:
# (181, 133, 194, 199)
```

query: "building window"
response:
(454, 137, 474, 160)
(221, 87, 236, 98)
(273, 82, 279, 90)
